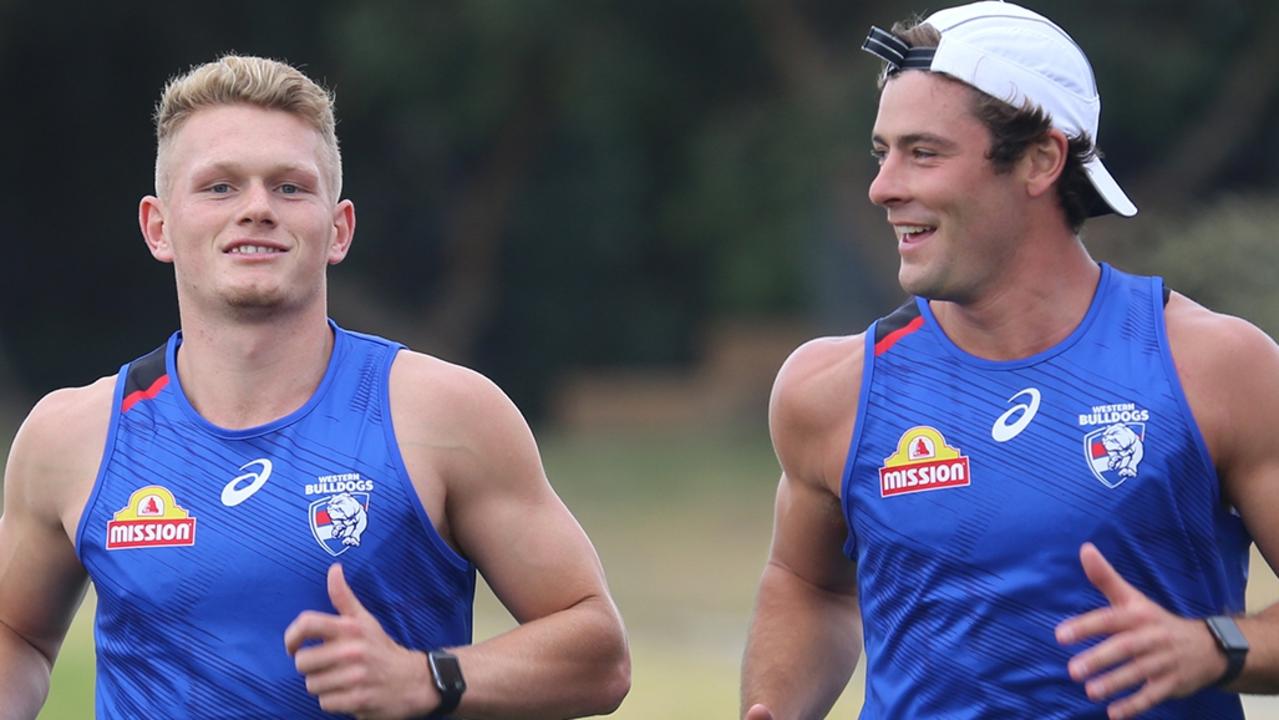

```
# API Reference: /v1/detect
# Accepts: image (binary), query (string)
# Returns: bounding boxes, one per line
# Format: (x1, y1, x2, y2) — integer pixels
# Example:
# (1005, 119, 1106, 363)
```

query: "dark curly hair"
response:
(878, 21, 1099, 232)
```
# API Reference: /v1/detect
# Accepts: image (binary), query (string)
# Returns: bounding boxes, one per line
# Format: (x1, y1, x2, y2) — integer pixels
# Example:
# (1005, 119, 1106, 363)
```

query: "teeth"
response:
(896, 225, 935, 239)
(229, 245, 281, 254)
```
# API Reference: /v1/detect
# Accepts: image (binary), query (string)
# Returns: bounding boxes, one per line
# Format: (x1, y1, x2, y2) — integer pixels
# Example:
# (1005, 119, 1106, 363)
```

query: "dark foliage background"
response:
(3, 0, 1277, 418)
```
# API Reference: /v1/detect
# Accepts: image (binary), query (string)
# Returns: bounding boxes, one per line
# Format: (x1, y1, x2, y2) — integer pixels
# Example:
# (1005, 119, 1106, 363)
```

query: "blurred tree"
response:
(1120, 193, 1279, 338)
(1, 0, 1277, 417)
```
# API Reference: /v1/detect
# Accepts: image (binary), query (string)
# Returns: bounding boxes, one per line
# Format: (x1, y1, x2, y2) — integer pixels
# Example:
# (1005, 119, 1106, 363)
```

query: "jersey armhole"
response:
(840, 327, 878, 560)
(1152, 277, 1221, 503)
(381, 348, 474, 575)
(73, 364, 130, 560)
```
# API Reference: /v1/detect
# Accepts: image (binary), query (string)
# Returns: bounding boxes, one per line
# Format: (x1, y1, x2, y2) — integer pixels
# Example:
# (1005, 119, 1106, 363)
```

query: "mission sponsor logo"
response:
(106, 485, 197, 550)
(1079, 402, 1148, 489)
(879, 426, 971, 498)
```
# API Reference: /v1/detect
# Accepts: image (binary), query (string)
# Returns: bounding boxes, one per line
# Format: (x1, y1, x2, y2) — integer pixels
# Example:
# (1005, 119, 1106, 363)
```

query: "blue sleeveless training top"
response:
(842, 264, 1250, 719)
(76, 321, 475, 718)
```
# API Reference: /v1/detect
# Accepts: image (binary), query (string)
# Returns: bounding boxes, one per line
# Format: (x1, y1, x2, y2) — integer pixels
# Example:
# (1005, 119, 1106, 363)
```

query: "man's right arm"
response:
(0, 383, 107, 718)
(741, 336, 864, 720)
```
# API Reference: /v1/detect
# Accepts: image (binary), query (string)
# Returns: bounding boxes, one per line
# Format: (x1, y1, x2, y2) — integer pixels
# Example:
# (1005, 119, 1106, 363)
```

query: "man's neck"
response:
(929, 241, 1102, 361)
(174, 304, 335, 429)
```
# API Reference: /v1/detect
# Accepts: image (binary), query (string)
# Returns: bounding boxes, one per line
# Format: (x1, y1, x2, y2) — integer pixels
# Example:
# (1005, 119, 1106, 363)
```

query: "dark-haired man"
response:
(742, 2, 1279, 718)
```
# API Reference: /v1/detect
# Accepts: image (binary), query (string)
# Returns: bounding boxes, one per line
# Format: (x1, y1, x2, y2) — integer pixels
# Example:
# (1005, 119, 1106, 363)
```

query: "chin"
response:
(899, 266, 966, 303)
(223, 287, 289, 310)
(898, 265, 937, 298)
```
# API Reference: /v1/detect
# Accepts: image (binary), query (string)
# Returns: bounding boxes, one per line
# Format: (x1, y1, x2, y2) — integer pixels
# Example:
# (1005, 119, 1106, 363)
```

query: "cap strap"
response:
(862, 26, 935, 74)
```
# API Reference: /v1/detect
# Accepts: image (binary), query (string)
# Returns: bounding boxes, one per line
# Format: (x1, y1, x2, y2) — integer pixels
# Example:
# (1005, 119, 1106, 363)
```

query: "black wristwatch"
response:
(1204, 615, 1249, 687)
(426, 650, 466, 718)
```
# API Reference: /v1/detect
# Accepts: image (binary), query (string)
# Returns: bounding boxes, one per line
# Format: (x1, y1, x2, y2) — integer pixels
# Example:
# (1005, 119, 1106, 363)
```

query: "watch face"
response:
(430, 652, 467, 693)
(1208, 616, 1250, 652)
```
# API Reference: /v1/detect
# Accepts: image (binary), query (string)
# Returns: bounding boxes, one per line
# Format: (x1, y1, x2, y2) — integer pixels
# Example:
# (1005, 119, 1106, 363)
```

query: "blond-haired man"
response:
(0, 55, 629, 719)
(742, 2, 1279, 718)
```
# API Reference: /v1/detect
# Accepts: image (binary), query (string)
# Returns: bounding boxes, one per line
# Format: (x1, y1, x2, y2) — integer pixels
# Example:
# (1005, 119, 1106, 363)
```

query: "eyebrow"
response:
(871, 132, 960, 151)
(190, 161, 320, 179)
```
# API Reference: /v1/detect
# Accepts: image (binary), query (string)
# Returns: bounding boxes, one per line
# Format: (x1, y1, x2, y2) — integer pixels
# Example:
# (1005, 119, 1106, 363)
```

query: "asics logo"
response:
(991, 388, 1041, 443)
(222, 458, 273, 507)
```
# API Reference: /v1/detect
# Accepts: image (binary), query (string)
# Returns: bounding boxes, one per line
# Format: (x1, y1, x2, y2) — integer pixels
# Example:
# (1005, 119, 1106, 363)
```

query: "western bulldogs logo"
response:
(1085, 422, 1146, 488)
(309, 492, 370, 556)
(1079, 401, 1150, 489)
(1083, 421, 1146, 488)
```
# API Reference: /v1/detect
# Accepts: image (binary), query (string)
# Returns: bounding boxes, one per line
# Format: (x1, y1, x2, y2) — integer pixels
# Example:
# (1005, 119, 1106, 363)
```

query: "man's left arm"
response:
(1056, 295, 1279, 718)
(1185, 306, 1279, 694)
(430, 364, 631, 719)
(285, 355, 629, 720)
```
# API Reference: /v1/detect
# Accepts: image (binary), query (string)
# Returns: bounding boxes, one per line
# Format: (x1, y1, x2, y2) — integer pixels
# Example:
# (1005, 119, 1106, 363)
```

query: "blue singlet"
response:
(842, 264, 1249, 719)
(76, 321, 474, 718)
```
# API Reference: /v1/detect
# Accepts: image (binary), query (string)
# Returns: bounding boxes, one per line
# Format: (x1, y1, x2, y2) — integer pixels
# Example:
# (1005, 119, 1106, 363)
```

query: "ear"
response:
(1024, 128, 1069, 201)
(139, 195, 175, 263)
(327, 199, 356, 265)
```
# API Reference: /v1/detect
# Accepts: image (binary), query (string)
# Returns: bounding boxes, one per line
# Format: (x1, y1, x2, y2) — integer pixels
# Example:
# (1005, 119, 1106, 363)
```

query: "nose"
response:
(237, 181, 276, 226)
(868, 153, 907, 208)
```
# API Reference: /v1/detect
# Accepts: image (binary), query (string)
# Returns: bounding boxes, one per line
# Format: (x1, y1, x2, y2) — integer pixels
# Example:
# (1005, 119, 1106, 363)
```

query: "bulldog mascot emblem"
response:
(1085, 422, 1146, 489)
(309, 491, 371, 556)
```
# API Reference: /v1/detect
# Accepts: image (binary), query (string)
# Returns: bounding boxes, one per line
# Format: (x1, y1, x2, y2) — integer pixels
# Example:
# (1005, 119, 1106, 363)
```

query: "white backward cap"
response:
(923, 1, 1137, 217)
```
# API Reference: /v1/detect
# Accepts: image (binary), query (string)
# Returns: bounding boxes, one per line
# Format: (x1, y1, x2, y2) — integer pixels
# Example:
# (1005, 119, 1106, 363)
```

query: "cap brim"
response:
(1083, 157, 1137, 218)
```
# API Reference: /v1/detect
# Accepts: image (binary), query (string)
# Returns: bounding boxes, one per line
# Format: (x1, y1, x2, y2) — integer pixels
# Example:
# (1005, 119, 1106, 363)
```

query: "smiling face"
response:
(868, 71, 1030, 303)
(141, 104, 354, 318)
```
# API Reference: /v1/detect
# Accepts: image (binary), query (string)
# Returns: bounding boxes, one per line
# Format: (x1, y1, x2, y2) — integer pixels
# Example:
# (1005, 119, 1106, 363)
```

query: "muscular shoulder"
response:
(771, 335, 865, 433)
(1164, 292, 1279, 469)
(5, 377, 114, 517)
(388, 351, 539, 486)
(390, 350, 513, 425)
(769, 334, 865, 491)
(1165, 293, 1279, 392)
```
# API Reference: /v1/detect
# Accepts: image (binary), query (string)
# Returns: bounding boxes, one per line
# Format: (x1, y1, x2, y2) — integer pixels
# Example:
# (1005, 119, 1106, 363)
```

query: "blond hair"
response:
(153, 54, 342, 199)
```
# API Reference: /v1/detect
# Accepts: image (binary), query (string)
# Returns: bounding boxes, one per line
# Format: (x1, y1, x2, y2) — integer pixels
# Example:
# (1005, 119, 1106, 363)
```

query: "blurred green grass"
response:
(33, 425, 1277, 718)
